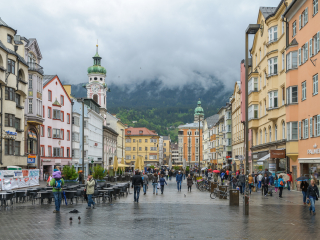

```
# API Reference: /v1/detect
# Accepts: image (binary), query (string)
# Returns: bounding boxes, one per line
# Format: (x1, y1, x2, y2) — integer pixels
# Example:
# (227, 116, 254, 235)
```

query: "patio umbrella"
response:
(201, 167, 207, 171)
(296, 176, 309, 181)
(134, 156, 140, 170)
(168, 156, 172, 169)
(277, 173, 289, 181)
(213, 170, 220, 173)
(113, 156, 119, 175)
(63, 191, 67, 205)
(139, 156, 145, 170)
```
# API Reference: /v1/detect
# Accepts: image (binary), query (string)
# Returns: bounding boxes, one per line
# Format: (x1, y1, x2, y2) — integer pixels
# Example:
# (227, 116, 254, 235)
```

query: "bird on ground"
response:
(69, 217, 72, 221)
(78, 216, 81, 221)
(184, 194, 186, 197)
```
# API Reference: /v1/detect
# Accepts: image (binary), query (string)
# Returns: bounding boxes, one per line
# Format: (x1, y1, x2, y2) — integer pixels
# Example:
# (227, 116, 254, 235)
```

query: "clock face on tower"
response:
(91, 85, 99, 93)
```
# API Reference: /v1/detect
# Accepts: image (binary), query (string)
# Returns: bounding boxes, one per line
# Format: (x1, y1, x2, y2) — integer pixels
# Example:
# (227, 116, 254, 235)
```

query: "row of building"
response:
(178, 0, 320, 189)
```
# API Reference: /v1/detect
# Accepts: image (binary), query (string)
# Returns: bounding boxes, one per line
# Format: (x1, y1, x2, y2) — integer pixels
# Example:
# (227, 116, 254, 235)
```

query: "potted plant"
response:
(62, 165, 78, 185)
(92, 165, 107, 182)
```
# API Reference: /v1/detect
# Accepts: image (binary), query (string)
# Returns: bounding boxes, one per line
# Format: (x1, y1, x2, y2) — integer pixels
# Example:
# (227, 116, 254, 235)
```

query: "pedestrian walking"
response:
(274, 176, 279, 193)
(169, 170, 173, 181)
(142, 173, 148, 195)
(306, 179, 319, 215)
(232, 176, 237, 190)
(187, 174, 193, 192)
(220, 171, 225, 184)
(50, 169, 65, 213)
(213, 172, 218, 183)
(132, 170, 143, 203)
(85, 175, 96, 209)
(278, 175, 285, 198)
(254, 174, 258, 192)
(287, 172, 293, 191)
(165, 169, 169, 180)
(262, 173, 269, 196)
(183, 170, 186, 180)
(176, 171, 183, 192)
(78, 170, 84, 184)
(152, 173, 158, 195)
(301, 180, 309, 205)
(257, 173, 263, 190)
(208, 171, 213, 181)
(159, 174, 167, 194)
(239, 173, 245, 194)
(248, 174, 253, 194)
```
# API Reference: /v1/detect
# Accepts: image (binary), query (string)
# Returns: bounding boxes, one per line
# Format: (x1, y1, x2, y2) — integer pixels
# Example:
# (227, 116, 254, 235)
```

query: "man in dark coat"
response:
(261, 173, 269, 196)
(131, 170, 143, 203)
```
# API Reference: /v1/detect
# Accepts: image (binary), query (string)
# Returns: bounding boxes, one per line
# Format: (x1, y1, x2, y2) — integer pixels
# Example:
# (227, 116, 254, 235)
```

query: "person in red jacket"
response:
(287, 172, 293, 191)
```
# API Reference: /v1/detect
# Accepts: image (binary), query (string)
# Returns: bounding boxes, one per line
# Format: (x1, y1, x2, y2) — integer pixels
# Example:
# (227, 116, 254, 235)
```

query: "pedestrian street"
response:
(0, 179, 319, 240)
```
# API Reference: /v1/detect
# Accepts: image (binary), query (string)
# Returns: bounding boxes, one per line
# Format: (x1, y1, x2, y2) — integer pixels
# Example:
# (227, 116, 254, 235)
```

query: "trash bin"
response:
(229, 189, 239, 206)
(219, 186, 228, 199)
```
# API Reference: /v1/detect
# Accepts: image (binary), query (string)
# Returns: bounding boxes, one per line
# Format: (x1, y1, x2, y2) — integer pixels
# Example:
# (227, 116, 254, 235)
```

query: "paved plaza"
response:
(0, 180, 319, 240)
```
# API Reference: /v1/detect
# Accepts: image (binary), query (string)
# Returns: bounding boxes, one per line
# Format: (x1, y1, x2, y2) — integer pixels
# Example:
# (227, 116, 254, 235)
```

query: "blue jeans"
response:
(152, 183, 158, 194)
(177, 181, 182, 190)
(184, 174, 186, 180)
(302, 191, 307, 204)
(53, 192, 62, 211)
(309, 196, 315, 212)
(169, 176, 171, 180)
(249, 184, 252, 194)
(254, 183, 258, 192)
(87, 194, 95, 207)
(232, 183, 236, 189)
(287, 181, 291, 191)
(242, 183, 245, 193)
(134, 186, 141, 202)
(258, 181, 261, 188)
(143, 184, 147, 193)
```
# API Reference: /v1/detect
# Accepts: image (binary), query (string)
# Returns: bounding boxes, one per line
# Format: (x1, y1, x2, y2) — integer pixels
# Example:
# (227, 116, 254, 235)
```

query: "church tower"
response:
(86, 44, 108, 109)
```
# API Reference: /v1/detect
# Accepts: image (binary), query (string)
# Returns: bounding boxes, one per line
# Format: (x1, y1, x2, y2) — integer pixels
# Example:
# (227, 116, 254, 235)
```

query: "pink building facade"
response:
(240, 59, 253, 172)
(40, 75, 72, 180)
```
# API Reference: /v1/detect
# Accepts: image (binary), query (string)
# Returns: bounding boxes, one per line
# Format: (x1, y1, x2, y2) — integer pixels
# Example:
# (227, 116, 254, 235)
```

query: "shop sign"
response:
(307, 144, 320, 155)
(27, 157, 36, 164)
(270, 149, 286, 158)
(5, 131, 17, 136)
(42, 159, 51, 162)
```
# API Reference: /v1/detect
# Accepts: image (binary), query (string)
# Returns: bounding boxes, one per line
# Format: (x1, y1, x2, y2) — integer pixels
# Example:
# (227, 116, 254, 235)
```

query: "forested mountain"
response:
(69, 80, 232, 142)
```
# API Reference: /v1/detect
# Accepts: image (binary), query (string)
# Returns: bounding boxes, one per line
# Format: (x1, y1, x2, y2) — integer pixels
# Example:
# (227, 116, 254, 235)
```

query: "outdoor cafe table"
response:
(64, 191, 77, 204)
(0, 192, 8, 206)
(37, 192, 52, 205)
(15, 190, 27, 203)
(98, 190, 111, 203)
(102, 188, 115, 200)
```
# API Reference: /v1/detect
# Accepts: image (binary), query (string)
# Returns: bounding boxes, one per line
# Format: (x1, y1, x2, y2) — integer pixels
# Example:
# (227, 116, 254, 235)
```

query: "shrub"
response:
(62, 165, 78, 180)
(92, 165, 107, 180)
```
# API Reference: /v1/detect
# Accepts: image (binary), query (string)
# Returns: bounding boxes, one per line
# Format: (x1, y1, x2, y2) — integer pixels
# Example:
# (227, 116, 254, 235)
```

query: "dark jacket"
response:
(261, 176, 269, 185)
(307, 184, 319, 198)
(300, 181, 309, 192)
(159, 177, 167, 186)
(187, 177, 193, 187)
(176, 173, 183, 182)
(132, 174, 143, 187)
(239, 174, 245, 184)
(152, 175, 158, 183)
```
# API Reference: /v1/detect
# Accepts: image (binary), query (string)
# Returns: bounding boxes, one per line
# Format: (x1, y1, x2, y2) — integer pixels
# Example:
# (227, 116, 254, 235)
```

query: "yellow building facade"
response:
(125, 127, 160, 166)
(248, 2, 292, 174)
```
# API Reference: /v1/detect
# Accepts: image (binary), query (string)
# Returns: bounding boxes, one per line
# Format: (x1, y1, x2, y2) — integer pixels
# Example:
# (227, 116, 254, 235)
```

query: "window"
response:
(67, 130, 70, 141)
(145, 139, 147, 143)
(25, 131, 36, 154)
(226, 111, 231, 119)
(67, 114, 70, 124)
(27, 99, 32, 113)
(286, 51, 298, 70)
(72, 116, 80, 126)
(48, 146, 52, 157)
(7, 59, 15, 74)
(302, 43, 309, 64)
(72, 149, 79, 158)
(314, 0, 319, 15)
(292, 21, 296, 37)
(264, 72, 266, 86)
(150, 139, 157, 143)
(83, 121, 88, 128)
(132, 155, 136, 160)
(145, 147, 148, 151)
(268, 91, 278, 109)
(5, 139, 14, 155)
(39, 125, 44, 137)
(60, 111, 64, 122)
(125, 139, 131, 143)
(60, 95, 64, 106)
(227, 139, 232, 146)
(150, 147, 157, 151)
(5, 113, 15, 127)
(264, 129, 267, 143)
(268, 57, 278, 76)
(248, 105, 258, 120)
(313, 32, 319, 56)
(313, 74, 318, 95)
(287, 122, 298, 140)
(15, 93, 20, 105)
(48, 107, 51, 119)
(53, 110, 60, 120)
(48, 90, 52, 101)
(5, 87, 15, 101)
(302, 81, 307, 100)
(41, 146, 44, 156)
(125, 147, 131, 151)
(139, 139, 142, 143)
(133, 147, 136, 151)
(15, 118, 20, 130)
(282, 21, 284, 34)
(72, 132, 79, 141)
(282, 87, 285, 105)
(15, 141, 20, 156)
(126, 155, 131, 160)
(275, 125, 278, 141)
(248, 78, 258, 94)
(316, 115, 320, 137)
(7, 35, 12, 43)
(149, 155, 157, 160)
(282, 52, 285, 70)
(286, 86, 298, 104)
(227, 125, 231, 132)
(29, 79, 33, 89)
(133, 139, 135, 142)
(268, 26, 278, 43)
(53, 129, 61, 139)
(53, 148, 62, 157)
(61, 129, 64, 140)
(282, 122, 286, 139)
(299, 8, 308, 29)
(67, 148, 70, 157)
(48, 127, 51, 138)
(269, 127, 272, 142)
(304, 119, 309, 139)
(139, 147, 142, 151)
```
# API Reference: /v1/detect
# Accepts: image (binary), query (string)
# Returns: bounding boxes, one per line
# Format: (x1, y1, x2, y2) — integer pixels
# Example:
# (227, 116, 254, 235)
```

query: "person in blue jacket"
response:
(278, 175, 285, 198)
(159, 174, 167, 194)
(176, 171, 183, 192)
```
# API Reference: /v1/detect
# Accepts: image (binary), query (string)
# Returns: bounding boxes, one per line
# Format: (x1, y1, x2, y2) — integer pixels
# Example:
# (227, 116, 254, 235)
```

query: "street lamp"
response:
(244, 23, 260, 215)
(188, 128, 191, 169)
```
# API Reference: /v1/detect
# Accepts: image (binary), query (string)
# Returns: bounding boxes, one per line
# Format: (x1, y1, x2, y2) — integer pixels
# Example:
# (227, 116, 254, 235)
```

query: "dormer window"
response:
(139, 130, 143, 134)
(7, 35, 12, 44)
(94, 77, 97, 80)
(127, 131, 131, 134)
(100, 78, 103, 81)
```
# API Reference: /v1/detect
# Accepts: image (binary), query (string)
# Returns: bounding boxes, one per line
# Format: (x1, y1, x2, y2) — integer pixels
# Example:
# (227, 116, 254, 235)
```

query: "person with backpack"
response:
(142, 173, 148, 195)
(152, 173, 158, 195)
(278, 175, 285, 198)
(187, 174, 193, 192)
(85, 175, 96, 209)
(132, 170, 143, 203)
(50, 169, 64, 213)
(176, 171, 183, 192)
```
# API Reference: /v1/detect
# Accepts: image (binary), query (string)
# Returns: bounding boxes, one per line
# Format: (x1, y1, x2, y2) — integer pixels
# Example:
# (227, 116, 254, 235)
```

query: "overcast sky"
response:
(2, 0, 281, 90)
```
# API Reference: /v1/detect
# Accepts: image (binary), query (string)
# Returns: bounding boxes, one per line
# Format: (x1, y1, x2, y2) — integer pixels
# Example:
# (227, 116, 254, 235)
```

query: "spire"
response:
(96, 39, 98, 54)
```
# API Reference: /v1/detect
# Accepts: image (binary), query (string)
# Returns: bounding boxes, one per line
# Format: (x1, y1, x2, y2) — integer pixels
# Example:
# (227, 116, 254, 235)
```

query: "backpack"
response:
(55, 179, 62, 190)
(280, 180, 284, 186)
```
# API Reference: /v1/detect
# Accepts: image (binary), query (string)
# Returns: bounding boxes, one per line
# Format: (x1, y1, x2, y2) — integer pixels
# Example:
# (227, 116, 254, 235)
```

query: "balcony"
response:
(28, 62, 44, 75)
(267, 106, 285, 122)
(248, 118, 259, 129)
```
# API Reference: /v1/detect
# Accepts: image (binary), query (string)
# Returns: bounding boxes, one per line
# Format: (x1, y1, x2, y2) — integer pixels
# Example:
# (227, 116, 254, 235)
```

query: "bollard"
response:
(229, 189, 239, 206)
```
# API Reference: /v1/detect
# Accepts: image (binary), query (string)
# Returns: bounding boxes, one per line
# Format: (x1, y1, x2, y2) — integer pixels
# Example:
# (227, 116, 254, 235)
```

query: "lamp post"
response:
(77, 98, 85, 183)
(198, 114, 203, 176)
(188, 129, 191, 169)
(244, 24, 260, 215)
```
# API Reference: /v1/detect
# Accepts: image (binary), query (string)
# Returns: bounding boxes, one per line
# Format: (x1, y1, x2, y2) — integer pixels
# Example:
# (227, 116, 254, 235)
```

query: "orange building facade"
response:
(284, 0, 320, 181)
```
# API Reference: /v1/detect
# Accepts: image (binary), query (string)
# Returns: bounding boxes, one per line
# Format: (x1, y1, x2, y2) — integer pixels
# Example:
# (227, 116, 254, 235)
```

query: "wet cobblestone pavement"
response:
(0, 180, 319, 240)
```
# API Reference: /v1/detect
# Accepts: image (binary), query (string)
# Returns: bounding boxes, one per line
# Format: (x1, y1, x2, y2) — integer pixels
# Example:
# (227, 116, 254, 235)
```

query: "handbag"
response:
(157, 183, 160, 189)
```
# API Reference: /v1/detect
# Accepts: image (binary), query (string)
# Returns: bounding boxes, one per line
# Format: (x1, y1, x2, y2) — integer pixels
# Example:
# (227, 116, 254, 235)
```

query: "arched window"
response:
(28, 52, 36, 64)
(256, 131, 258, 145)
(0, 54, 3, 67)
(264, 129, 267, 143)
(94, 77, 97, 80)
(282, 122, 285, 139)
(100, 78, 103, 81)
(260, 130, 262, 144)
(18, 69, 25, 80)
(269, 127, 272, 142)
(28, 130, 37, 154)
(93, 94, 98, 103)
(275, 125, 277, 141)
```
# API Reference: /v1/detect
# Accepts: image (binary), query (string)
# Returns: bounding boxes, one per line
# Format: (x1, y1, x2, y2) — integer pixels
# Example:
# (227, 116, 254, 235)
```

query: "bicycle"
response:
(210, 188, 229, 199)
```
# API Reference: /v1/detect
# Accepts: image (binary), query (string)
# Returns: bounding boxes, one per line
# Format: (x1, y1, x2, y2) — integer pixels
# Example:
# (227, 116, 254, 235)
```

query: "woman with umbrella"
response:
(300, 179, 309, 205)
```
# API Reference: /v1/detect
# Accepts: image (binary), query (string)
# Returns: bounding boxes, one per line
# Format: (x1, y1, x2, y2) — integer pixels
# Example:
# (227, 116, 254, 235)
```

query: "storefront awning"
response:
(257, 153, 270, 162)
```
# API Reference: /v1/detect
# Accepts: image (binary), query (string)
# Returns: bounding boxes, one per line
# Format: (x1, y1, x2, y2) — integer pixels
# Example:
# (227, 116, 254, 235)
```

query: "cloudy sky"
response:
(2, 0, 281, 90)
